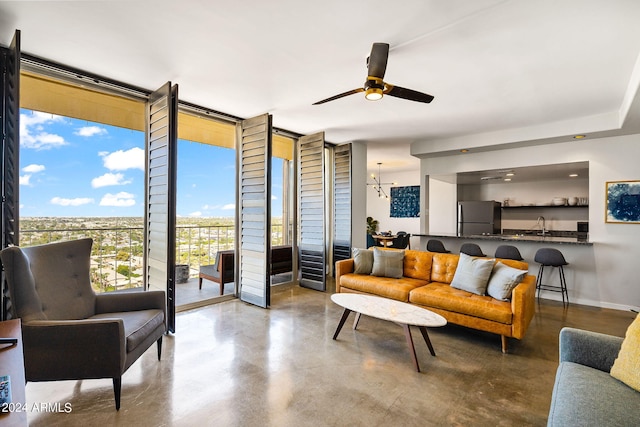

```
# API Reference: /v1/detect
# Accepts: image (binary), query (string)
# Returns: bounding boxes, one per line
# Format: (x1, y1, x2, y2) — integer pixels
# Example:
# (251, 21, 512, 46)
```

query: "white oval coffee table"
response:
(331, 293, 447, 372)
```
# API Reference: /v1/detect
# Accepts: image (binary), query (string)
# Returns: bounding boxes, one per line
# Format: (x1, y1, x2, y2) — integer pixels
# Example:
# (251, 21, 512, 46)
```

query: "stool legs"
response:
(536, 265, 569, 305)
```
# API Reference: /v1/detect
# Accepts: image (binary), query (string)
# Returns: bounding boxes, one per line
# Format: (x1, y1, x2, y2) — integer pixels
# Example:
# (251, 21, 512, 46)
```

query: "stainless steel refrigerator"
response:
(457, 201, 502, 236)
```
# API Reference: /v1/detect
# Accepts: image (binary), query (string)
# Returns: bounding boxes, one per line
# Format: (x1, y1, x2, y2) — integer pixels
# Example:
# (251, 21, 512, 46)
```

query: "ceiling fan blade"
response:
(312, 88, 364, 105)
(367, 43, 389, 79)
(385, 84, 434, 103)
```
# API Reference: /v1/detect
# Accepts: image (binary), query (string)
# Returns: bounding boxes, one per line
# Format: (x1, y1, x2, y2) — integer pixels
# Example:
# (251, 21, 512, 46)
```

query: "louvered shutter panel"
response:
(237, 114, 272, 308)
(144, 82, 177, 332)
(298, 133, 326, 291)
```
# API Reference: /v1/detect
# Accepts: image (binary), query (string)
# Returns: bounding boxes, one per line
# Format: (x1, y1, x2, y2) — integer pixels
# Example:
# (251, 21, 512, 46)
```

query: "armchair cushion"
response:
(92, 309, 164, 353)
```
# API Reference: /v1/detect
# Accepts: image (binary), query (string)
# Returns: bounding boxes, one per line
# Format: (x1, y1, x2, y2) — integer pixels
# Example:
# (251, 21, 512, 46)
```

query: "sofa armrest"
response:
(335, 259, 355, 293)
(510, 274, 536, 339)
(95, 290, 166, 314)
(23, 319, 126, 379)
(559, 327, 623, 373)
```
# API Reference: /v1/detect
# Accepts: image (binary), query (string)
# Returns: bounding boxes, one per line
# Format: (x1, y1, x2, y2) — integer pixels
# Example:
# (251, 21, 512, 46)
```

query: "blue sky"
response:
(19, 109, 283, 218)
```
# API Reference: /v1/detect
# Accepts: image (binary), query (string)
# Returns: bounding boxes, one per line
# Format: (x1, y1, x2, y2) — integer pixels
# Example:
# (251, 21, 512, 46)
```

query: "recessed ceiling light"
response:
(573, 135, 586, 139)
(504, 178, 512, 182)
(460, 149, 469, 153)
(506, 173, 515, 177)
(569, 173, 578, 177)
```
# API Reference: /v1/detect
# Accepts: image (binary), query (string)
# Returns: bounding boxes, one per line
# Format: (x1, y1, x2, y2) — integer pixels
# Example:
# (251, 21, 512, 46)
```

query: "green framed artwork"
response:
(606, 180, 640, 223)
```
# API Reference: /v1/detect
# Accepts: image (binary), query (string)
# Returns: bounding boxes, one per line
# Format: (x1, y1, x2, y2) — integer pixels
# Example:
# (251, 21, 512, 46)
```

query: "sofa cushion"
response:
(450, 253, 495, 295)
(339, 273, 428, 302)
(486, 262, 528, 301)
(352, 248, 374, 274)
(430, 253, 459, 284)
(548, 361, 640, 426)
(371, 248, 404, 278)
(409, 282, 513, 324)
(610, 313, 640, 392)
(402, 250, 433, 281)
(92, 309, 165, 352)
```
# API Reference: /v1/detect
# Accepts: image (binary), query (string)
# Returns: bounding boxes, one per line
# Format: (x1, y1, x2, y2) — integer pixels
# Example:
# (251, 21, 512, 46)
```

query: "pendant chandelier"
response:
(367, 162, 397, 199)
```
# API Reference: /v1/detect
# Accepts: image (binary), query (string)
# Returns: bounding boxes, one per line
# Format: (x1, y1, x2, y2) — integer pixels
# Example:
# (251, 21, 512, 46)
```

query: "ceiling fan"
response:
(313, 42, 434, 105)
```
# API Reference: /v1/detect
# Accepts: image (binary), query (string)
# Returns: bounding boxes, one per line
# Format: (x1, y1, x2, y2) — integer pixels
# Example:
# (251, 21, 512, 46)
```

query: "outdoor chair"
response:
(0, 238, 166, 410)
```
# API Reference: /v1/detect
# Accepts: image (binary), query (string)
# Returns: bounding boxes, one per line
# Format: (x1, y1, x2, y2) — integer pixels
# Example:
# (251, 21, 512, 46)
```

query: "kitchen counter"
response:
(414, 233, 592, 246)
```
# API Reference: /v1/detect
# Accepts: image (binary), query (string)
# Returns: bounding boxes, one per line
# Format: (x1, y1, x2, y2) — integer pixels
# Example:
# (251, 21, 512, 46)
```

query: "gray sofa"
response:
(547, 327, 640, 426)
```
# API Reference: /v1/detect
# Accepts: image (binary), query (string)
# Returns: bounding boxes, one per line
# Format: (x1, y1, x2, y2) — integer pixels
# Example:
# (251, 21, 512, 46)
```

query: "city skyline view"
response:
(18, 108, 283, 219)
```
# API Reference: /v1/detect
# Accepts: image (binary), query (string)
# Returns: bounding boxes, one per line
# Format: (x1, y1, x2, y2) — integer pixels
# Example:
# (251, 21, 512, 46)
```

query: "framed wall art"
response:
(605, 180, 640, 223)
(390, 185, 420, 218)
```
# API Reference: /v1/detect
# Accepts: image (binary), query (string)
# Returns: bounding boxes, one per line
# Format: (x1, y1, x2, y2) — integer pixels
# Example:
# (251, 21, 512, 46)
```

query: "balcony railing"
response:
(19, 223, 284, 293)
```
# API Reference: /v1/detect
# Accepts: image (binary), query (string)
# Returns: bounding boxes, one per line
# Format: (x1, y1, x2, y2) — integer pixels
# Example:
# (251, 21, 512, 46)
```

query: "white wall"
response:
(418, 133, 640, 311)
(366, 168, 421, 243)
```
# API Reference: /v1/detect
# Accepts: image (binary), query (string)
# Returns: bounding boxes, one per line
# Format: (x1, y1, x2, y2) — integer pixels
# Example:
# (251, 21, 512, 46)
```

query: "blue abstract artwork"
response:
(606, 180, 640, 223)
(390, 186, 420, 218)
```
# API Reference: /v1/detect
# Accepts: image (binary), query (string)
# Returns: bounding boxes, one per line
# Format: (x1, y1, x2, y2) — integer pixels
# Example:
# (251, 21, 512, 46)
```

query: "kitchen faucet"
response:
(536, 216, 546, 236)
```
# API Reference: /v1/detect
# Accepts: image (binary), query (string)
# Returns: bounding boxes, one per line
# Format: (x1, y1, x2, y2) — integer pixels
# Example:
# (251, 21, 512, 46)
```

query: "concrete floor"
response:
(25, 280, 635, 427)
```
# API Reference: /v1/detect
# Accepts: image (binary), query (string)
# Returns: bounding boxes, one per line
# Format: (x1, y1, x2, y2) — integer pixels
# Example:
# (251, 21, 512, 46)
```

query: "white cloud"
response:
(91, 173, 132, 188)
(22, 164, 45, 173)
(188, 211, 202, 217)
(222, 204, 235, 210)
(20, 111, 68, 150)
(100, 192, 135, 207)
(100, 147, 144, 171)
(51, 196, 94, 206)
(20, 164, 46, 186)
(75, 126, 107, 137)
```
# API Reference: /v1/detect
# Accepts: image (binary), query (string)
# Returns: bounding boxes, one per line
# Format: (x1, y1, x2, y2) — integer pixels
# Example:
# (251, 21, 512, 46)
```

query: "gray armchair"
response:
(0, 238, 166, 410)
(547, 327, 640, 426)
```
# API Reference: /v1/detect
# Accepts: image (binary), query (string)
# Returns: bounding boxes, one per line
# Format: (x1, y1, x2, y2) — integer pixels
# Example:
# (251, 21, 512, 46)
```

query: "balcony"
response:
(19, 219, 286, 307)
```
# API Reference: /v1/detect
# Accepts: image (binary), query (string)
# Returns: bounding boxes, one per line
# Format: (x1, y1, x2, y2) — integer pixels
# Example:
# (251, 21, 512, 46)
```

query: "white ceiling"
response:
(1, 0, 640, 173)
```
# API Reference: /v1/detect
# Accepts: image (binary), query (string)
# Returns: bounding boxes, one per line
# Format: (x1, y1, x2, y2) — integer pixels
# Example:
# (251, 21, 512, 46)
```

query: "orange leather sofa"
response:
(335, 249, 536, 353)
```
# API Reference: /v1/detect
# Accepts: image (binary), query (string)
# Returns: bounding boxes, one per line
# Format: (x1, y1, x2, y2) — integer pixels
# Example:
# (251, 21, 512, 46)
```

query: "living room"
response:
(1, 1, 640, 426)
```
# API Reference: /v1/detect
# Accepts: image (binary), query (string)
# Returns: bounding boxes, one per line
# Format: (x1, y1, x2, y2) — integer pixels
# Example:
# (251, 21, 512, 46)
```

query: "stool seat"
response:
(460, 243, 486, 257)
(535, 248, 569, 305)
(427, 239, 450, 253)
(495, 245, 523, 261)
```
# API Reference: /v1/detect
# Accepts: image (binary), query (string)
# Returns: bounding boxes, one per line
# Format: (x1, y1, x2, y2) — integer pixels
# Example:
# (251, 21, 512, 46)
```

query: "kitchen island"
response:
(414, 232, 592, 246)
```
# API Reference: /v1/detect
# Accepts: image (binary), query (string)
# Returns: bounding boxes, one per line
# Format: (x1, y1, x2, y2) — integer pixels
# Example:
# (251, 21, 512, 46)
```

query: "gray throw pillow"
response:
(486, 262, 528, 301)
(352, 248, 374, 274)
(370, 248, 404, 278)
(450, 252, 495, 295)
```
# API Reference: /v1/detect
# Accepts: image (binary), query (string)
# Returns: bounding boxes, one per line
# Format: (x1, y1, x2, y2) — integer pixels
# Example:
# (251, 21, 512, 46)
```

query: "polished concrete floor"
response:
(25, 280, 635, 427)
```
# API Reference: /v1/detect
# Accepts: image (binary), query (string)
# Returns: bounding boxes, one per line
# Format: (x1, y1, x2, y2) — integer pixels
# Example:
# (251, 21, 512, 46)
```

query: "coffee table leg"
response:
(352, 312, 361, 330)
(419, 326, 436, 356)
(402, 324, 421, 372)
(333, 308, 352, 340)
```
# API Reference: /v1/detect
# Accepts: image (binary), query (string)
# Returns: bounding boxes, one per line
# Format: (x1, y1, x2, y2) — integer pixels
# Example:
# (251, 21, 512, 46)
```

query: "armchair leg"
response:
(157, 336, 163, 360)
(113, 377, 122, 411)
(501, 335, 509, 354)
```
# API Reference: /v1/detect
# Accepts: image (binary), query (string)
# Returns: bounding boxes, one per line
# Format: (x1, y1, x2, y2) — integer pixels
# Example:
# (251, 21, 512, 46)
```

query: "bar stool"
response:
(426, 239, 450, 253)
(495, 245, 523, 261)
(534, 248, 569, 305)
(460, 243, 486, 257)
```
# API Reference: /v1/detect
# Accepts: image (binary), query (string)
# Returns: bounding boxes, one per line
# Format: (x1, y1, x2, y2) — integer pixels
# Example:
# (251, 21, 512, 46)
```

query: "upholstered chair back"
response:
(1, 238, 97, 322)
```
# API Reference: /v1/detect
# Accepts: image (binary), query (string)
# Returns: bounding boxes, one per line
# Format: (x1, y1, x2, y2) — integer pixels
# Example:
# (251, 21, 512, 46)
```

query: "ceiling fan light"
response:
(365, 87, 383, 101)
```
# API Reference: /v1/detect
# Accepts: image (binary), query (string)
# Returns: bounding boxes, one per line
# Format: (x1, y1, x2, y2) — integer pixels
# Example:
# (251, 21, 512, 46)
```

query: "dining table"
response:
(372, 234, 396, 247)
